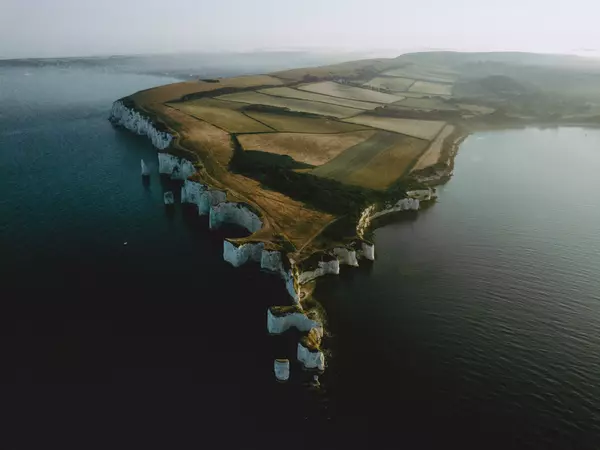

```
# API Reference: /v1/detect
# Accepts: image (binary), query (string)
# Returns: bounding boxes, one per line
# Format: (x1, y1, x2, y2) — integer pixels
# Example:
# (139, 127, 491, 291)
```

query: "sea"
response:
(1, 55, 599, 449)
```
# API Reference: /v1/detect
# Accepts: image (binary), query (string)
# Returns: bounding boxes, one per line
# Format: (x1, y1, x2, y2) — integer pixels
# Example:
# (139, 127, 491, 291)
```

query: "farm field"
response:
(412, 125, 456, 171)
(259, 87, 381, 110)
(311, 131, 429, 190)
(168, 99, 273, 133)
(381, 65, 458, 83)
(131, 75, 284, 105)
(409, 81, 454, 96)
(216, 91, 362, 118)
(244, 111, 370, 133)
(342, 115, 446, 140)
(238, 130, 376, 167)
(458, 103, 496, 115)
(394, 97, 460, 111)
(362, 77, 415, 92)
(298, 81, 404, 104)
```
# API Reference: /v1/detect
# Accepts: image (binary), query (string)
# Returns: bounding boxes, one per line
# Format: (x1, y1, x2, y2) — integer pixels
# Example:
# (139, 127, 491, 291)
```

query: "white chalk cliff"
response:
(109, 101, 173, 150)
(297, 342, 325, 372)
(181, 180, 227, 216)
(210, 202, 263, 234)
(223, 241, 264, 267)
(361, 242, 375, 261)
(333, 247, 359, 267)
(163, 191, 174, 205)
(274, 359, 290, 382)
(267, 309, 321, 334)
(141, 159, 149, 176)
(298, 259, 340, 285)
(158, 153, 196, 180)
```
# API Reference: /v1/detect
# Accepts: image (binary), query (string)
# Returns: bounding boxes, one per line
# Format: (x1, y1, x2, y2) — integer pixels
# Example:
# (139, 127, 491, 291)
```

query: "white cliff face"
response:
(210, 202, 263, 234)
(370, 197, 420, 221)
(298, 259, 340, 285)
(333, 247, 359, 267)
(181, 180, 229, 216)
(110, 101, 173, 150)
(267, 309, 320, 334)
(361, 242, 375, 261)
(158, 153, 195, 180)
(141, 159, 149, 176)
(163, 191, 174, 205)
(297, 343, 325, 372)
(223, 241, 264, 267)
(260, 250, 299, 303)
(274, 359, 290, 382)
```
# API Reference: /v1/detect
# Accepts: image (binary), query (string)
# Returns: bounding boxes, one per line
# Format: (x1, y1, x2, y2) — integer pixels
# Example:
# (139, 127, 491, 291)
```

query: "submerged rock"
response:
(141, 159, 150, 176)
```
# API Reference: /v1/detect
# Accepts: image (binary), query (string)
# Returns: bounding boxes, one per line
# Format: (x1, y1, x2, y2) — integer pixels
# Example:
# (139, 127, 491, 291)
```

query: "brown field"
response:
(412, 125, 456, 171)
(131, 75, 284, 106)
(362, 77, 415, 92)
(409, 81, 453, 96)
(244, 111, 371, 133)
(259, 87, 381, 110)
(458, 103, 496, 115)
(312, 131, 429, 190)
(168, 98, 273, 133)
(298, 81, 404, 104)
(146, 104, 234, 166)
(216, 91, 362, 118)
(394, 97, 460, 111)
(238, 131, 376, 166)
(342, 115, 446, 140)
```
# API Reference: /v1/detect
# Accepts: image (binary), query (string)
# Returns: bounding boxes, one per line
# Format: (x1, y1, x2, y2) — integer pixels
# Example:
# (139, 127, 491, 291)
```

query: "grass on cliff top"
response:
(130, 75, 285, 105)
(244, 111, 370, 133)
(168, 98, 273, 133)
(237, 130, 376, 167)
(312, 131, 429, 190)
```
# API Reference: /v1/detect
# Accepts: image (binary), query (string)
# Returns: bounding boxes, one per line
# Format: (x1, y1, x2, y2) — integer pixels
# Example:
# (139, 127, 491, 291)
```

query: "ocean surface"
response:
(2, 59, 600, 449)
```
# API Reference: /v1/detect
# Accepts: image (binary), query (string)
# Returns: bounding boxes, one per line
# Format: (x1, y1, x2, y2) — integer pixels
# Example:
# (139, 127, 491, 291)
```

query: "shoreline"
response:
(110, 97, 597, 384)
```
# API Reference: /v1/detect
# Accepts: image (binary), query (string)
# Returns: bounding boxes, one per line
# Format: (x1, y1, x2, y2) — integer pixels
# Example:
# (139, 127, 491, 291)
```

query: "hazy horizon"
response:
(2, 0, 600, 60)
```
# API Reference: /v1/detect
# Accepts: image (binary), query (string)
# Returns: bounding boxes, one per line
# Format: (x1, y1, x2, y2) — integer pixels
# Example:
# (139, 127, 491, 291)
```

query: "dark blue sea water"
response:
(2, 61, 600, 449)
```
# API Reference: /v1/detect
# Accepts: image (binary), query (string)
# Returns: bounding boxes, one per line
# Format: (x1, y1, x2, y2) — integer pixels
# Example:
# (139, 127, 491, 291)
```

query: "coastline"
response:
(111, 93, 597, 384)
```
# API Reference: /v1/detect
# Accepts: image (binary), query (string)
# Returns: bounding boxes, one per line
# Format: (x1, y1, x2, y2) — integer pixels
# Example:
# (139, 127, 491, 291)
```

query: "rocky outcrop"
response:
(210, 202, 262, 234)
(361, 241, 375, 261)
(297, 342, 325, 372)
(267, 308, 321, 334)
(181, 180, 227, 215)
(333, 247, 359, 267)
(274, 359, 290, 382)
(298, 259, 340, 285)
(260, 250, 299, 302)
(163, 191, 174, 205)
(158, 153, 195, 180)
(141, 159, 149, 176)
(223, 241, 264, 267)
(109, 101, 172, 149)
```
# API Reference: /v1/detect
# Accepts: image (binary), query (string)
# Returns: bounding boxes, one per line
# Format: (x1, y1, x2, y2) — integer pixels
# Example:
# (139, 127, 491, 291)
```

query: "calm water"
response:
(2, 63, 600, 448)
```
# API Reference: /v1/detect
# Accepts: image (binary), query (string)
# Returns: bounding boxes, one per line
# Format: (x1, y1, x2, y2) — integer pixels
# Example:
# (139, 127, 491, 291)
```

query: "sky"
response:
(1, 0, 599, 59)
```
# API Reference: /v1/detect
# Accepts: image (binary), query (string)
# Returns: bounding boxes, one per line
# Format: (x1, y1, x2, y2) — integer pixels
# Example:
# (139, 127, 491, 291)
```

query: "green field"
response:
(394, 97, 460, 111)
(238, 131, 376, 167)
(342, 115, 446, 140)
(259, 87, 381, 110)
(244, 111, 371, 133)
(381, 64, 458, 83)
(216, 91, 362, 118)
(312, 131, 428, 190)
(409, 81, 453, 96)
(298, 81, 404, 104)
(169, 98, 272, 133)
(362, 77, 416, 92)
